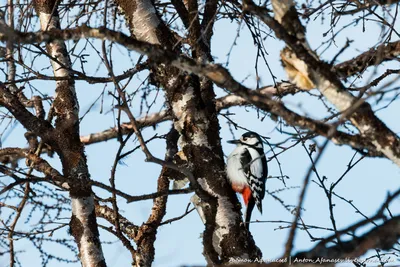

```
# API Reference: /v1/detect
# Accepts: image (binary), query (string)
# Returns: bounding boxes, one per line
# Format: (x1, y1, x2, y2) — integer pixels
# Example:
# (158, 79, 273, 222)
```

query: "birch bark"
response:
(33, 1, 106, 266)
(114, 0, 262, 264)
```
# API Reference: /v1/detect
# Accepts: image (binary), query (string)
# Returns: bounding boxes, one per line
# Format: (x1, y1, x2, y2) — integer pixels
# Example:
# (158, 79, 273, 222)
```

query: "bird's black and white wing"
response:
(239, 148, 252, 176)
(246, 148, 266, 213)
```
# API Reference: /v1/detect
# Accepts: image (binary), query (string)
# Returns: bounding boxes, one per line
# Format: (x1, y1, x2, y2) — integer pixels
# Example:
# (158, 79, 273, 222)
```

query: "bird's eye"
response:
(243, 137, 248, 141)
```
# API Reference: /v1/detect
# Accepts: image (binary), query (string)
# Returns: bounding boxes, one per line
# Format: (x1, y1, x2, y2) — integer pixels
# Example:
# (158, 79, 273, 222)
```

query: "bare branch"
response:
(95, 203, 139, 240)
(333, 40, 400, 77)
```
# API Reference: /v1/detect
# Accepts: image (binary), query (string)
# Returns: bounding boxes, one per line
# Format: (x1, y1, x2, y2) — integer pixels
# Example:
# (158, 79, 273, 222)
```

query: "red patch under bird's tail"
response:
(242, 186, 252, 206)
(242, 186, 256, 230)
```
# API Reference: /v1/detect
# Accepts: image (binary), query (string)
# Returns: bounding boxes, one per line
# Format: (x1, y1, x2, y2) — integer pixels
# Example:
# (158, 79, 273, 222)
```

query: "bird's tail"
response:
(255, 197, 263, 214)
(245, 197, 255, 230)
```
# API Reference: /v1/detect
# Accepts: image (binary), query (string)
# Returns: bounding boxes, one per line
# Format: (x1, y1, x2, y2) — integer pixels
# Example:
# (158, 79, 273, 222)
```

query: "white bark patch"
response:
(172, 87, 195, 132)
(217, 95, 243, 108)
(50, 46, 71, 77)
(191, 194, 207, 224)
(172, 88, 211, 148)
(198, 178, 239, 259)
(72, 196, 105, 266)
(358, 124, 371, 133)
(38, 13, 71, 77)
(172, 87, 194, 119)
(191, 112, 211, 148)
(38, 11, 79, 119)
(177, 135, 186, 151)
(38, 13, 56, 31)
(135, 254, 143, 267)
(271, 0, 294, 23)
(131, 0, 160, 45)
(192, 131, 211, 148)
(315, 76, 353, 111)
(61, 182, 70, 189)
(173, 178, 190, 189)
(168, 77, 178, 88)
(372, 140, 400, 166)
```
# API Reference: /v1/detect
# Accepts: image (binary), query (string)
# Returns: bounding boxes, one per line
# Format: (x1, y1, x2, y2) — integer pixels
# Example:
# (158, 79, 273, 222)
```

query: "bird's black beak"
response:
(227, 139, 241, 144)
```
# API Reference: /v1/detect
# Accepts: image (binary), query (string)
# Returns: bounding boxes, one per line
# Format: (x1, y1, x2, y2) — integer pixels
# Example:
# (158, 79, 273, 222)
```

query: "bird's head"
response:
(227, 131, 265, 149)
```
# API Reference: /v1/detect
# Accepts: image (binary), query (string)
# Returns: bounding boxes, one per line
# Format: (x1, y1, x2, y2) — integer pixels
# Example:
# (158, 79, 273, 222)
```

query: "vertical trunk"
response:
(115, 0, 262, 264)
(6, 0, 17, 93)
(33, 1, 106, 266)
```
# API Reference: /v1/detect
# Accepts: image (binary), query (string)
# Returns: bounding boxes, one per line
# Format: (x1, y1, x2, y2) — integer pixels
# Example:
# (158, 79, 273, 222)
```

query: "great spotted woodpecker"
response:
(226, 132, 268, 230)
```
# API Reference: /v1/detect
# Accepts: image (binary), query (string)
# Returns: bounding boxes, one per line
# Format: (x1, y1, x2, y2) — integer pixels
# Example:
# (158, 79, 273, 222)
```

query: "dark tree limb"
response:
(333, 40, 400, 78)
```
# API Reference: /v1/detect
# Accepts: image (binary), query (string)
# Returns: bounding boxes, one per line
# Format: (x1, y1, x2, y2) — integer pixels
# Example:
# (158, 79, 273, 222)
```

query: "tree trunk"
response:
(33, 1, 106, 266)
